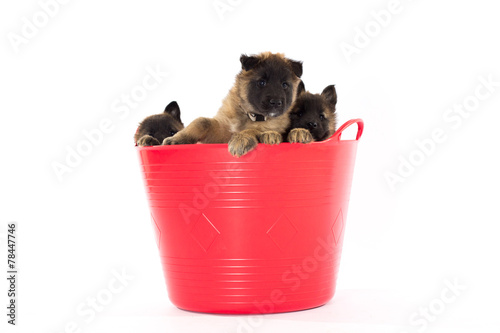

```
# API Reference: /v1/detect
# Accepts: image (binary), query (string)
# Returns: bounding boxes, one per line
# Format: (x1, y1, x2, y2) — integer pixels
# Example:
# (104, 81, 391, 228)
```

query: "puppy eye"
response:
(320, 114, 326, 120)
(282, 82, 289, 89)
(297, 112, 303, 117)
(258, 79, 267, 87)
(170, 131, 176, 136)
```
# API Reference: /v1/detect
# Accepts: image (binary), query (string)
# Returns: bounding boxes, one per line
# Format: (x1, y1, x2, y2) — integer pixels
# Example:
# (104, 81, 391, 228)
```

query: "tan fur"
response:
(329, 113, 337, 135)
(163, 53, 301, 156)
(137, 135, 160, 146)
(288, 128, 313, 144)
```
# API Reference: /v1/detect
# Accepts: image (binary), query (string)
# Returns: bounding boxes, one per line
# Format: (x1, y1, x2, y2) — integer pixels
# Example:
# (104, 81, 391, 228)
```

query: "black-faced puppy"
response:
(286, 83, 337, 144)
(135, 101, 184, 146)
(163, 52, 303, 157)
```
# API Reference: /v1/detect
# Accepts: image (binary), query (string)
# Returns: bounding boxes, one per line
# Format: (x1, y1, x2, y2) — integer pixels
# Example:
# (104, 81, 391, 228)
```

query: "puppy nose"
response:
(308, 122, 318, 129)
(269, 99, 283, 108)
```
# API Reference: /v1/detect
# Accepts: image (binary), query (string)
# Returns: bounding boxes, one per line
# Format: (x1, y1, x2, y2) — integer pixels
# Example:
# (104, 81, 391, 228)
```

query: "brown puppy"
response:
(135, 101, 184, 146)
(163, 52, 303, 157)
(286, 82, 337, 144)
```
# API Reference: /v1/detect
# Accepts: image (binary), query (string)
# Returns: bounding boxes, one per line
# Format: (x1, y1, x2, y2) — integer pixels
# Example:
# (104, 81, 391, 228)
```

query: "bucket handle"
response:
(332, 118, 364, 141)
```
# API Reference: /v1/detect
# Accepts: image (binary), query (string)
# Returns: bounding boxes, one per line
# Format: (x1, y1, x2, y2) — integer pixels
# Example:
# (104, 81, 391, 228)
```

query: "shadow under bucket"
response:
(136, 118, 364, 314)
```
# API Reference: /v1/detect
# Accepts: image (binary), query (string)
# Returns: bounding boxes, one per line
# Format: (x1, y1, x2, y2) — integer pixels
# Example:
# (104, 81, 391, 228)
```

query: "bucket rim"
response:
(134, 118, 364, 149)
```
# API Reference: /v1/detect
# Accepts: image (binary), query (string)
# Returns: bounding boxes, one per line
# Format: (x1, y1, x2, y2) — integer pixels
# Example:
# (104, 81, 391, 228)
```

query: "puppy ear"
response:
(321, 85, 337, 108)
(164, 101, 181, 122)
(240, 54, 260, 71)
(288, 59, 303, 78)
(296, 80, 305, 96)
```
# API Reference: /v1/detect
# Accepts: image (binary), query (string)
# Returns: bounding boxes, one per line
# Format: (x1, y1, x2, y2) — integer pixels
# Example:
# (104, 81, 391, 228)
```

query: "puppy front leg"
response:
(163, 117, 226, 145)
(137, 135, 161, 146)
(228, 128, 260, 157)
(229, 128, 285, 157)
(259, 131, 283, 145)
(287, 128, 313, 143)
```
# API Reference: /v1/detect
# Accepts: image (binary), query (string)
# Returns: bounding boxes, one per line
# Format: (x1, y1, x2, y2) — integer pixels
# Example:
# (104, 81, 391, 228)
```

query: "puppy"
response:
(135, 101, 184, 146)
(286, 82, 337, 144)
(163, 52, 303, 157)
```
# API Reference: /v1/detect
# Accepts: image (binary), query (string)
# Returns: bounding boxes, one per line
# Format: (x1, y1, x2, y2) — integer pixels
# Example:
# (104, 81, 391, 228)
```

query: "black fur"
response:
(240, 55, 261, 71)
(321, 85, 337, 107)
(286, 85, 337, 142)
(135, 101, 184, 146)
(164, 101, 182, 123)
(296, 80, 306, 97)
(289, 59, 303, 78)
(241, 54, 303, 118)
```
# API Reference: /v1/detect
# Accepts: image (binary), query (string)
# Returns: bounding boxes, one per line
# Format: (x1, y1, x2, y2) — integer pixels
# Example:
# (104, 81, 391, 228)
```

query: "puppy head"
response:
(238, 52, 303, 119)
(134, 101, 184, 144)
(288, 85, 337, 141)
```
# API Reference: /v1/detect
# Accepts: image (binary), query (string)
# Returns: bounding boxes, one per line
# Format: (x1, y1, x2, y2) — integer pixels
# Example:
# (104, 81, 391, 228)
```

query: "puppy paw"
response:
(288, 128, 313, 144)
(259, 131, 282, 145)
(162, 134, 197, 145)
(137, 135, 160, 146)
(228, 133, 258, 157)
(162, 137, 174, 145)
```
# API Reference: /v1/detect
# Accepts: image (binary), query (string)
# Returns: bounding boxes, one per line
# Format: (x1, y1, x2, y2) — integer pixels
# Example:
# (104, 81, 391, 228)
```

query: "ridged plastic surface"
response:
(137, 119, 363, 314)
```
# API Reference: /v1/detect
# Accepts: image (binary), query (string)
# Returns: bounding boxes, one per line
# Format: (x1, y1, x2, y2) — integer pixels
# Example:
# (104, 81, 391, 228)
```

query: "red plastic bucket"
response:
(137, 119, 363, 314)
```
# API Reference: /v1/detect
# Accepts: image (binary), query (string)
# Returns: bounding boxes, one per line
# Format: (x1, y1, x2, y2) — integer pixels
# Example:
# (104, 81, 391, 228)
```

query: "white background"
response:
(1, 0, 499, 332)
